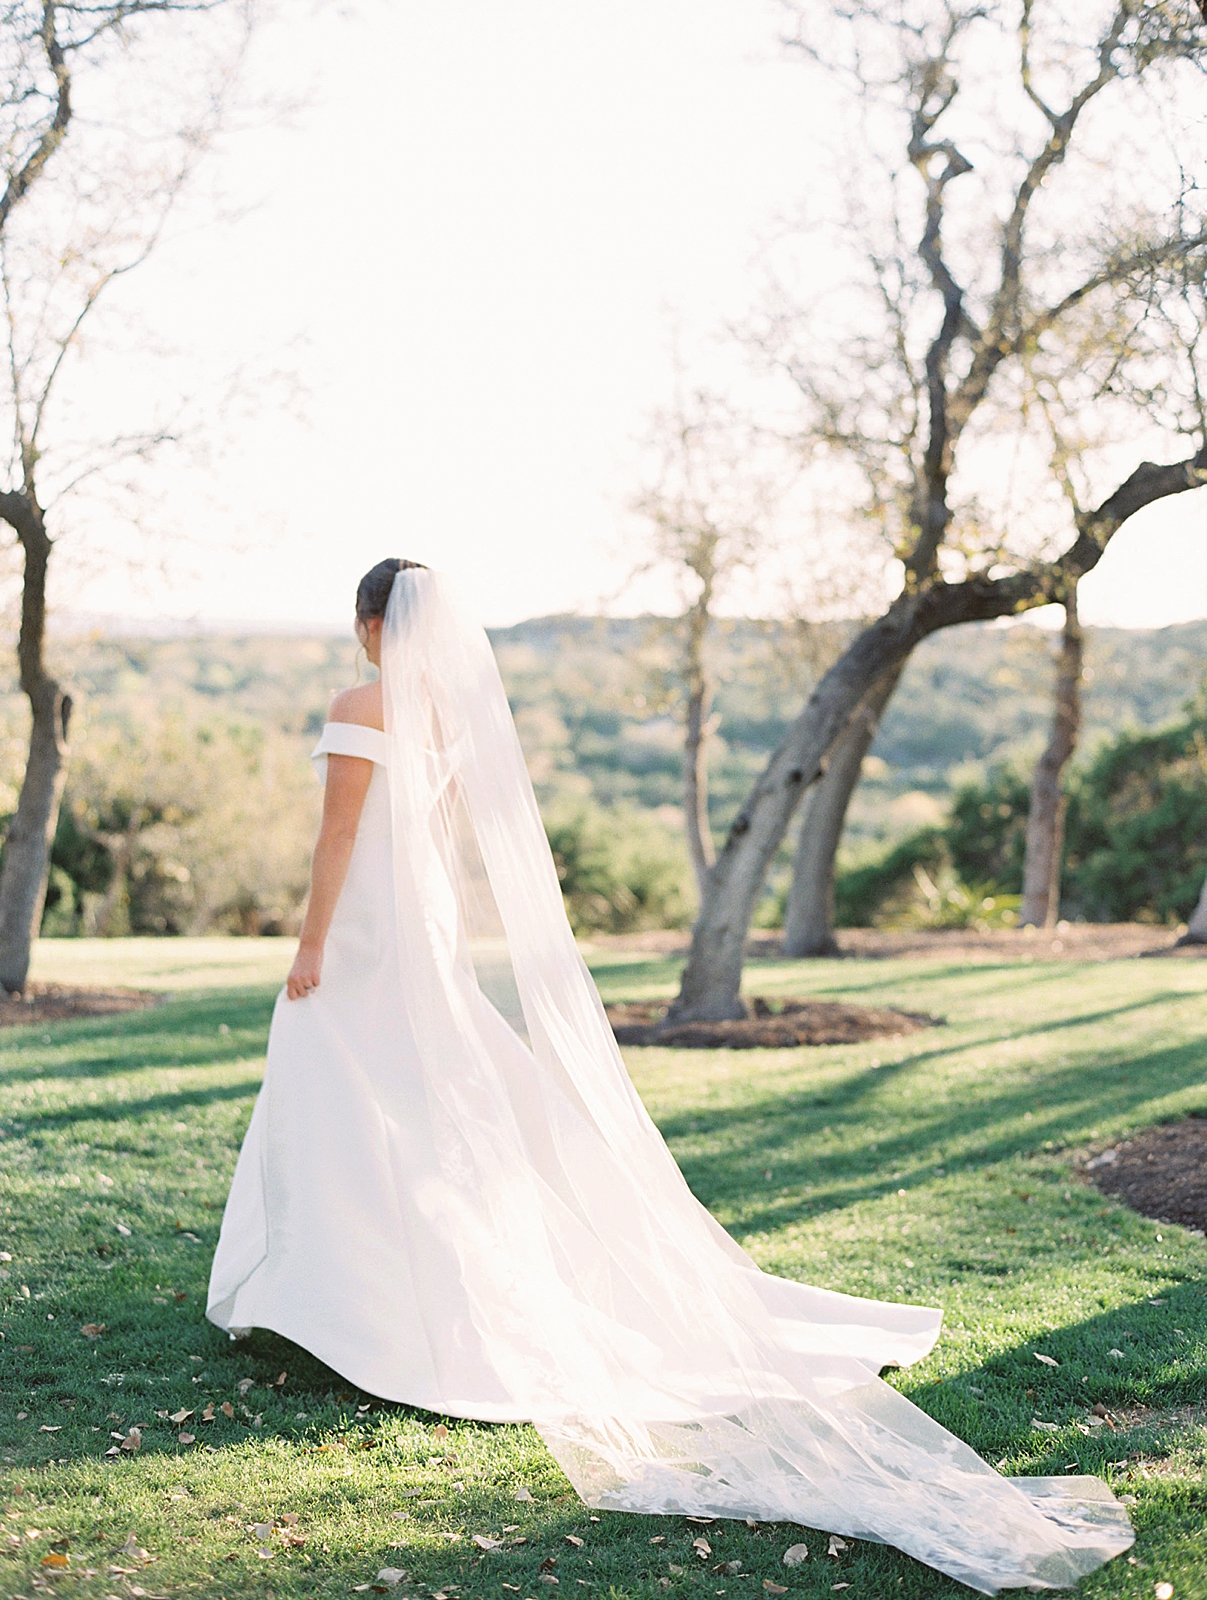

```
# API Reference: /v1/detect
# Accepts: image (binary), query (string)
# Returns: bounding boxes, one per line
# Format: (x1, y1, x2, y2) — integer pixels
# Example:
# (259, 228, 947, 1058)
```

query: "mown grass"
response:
(2, 938, 1206, 1599)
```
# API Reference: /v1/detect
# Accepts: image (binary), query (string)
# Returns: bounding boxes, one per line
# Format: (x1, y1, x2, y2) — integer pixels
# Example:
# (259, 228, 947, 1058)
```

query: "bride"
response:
(208, 559, 1132, 1594)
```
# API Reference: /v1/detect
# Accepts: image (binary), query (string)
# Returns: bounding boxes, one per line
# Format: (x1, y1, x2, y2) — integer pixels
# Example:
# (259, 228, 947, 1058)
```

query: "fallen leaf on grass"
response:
(539, 1579, 559, 1588)
(80, 1324, 106, 1339)
(782, 1544, 808, 1566)
(432, 1423, 449, 1440)
(115, 1224, 132, 1237)
(255, 1547, 274, 1560)
(650, 1536, 666, 1545)
(38, 1425, 62, 1433)
(177, 1431, 195, 1445)
(515, 1486, 534, 1501)
(119, 1534, 150, 1561)
(472, 1534, 504, 1551)
(1154, 1583, 1173, 1598)
(40, 1553, 69, 1570)
(832, 1586, 851, 1593)
(692, 1537, 712, 1559)
(200, 1403, 215, 1422)
(763, 1583, 787, 1595)
(273, 1371, 287, 1387)
(236, 1378, 255, 1395)
(374, 1571, 406, 1588)
(564, 1535, 584, 1548)
(220, 1401, 235, 1419)
(120, 1428, 142, 1453)
(1032, 1419, 1060, 1433)
(169, 1408, 193, 1425)
(716, 1560, 742, 1575)
(1033, 1353, 1060, 1368)
(827, 1536, 848, 1557)
(1108, 1349, 1126, 1359)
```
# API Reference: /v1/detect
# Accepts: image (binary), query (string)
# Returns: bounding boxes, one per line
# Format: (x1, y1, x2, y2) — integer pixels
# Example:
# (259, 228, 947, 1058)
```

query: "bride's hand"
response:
(286, 943, 323, 1000)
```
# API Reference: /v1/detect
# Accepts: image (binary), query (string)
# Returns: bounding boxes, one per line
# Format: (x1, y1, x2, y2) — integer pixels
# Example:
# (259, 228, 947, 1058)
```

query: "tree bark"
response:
(0, 495, 71, 994)
(667, 447, 1207, 1023)
(682, 592, 715, 894)
(1019, 592, 1082, 927)
(781, 664, 903, 957)
(1179, 875, 1207, 945)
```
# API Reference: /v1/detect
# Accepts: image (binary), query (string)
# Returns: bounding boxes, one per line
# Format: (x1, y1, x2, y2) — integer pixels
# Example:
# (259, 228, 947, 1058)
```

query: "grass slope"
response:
(1, 939, 1205, 1600)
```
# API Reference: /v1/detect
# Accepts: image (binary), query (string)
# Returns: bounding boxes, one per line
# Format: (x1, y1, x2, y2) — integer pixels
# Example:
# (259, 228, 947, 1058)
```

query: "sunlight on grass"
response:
(2, 939, 1206, 1597)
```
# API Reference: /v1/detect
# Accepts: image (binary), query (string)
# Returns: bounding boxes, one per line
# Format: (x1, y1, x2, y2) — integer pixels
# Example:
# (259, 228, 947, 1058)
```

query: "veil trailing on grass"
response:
(380, 568, 1133, 1595)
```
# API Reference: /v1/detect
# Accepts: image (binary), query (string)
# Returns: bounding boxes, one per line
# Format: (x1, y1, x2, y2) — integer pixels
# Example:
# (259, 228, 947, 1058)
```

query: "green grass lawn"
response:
(2, 938, 1206, 1600)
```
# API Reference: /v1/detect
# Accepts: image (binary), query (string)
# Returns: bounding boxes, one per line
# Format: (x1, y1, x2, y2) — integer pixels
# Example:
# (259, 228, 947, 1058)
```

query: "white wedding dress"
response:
(208, 570, 1132, 1594)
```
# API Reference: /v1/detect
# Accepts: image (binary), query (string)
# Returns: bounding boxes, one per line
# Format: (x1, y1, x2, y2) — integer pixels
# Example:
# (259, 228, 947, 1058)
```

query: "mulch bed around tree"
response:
(606, 996, 942, 1049)
(1083, 1115, 1207, 1236)
(0, 982, 161, 1028)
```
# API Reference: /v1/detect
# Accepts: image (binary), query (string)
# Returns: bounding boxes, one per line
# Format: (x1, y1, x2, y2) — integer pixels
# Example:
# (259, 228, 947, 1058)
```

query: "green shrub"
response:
(946, 765, 1032, 894)
(544, 801, 694, 934)
(916, 706, 1207, 925)
(1062, 720, 1207, 923)
(834, 828, 946, 927)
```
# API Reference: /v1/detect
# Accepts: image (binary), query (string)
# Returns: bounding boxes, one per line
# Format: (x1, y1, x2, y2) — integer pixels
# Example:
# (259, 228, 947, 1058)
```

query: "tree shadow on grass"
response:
(24, 1077, 262, 1139)
(0, 987, 278, 1086)
(665, 1024, 1207, 1232)
(12, 1293, 1200, 1600)
(900, 1278, 1207, 1467)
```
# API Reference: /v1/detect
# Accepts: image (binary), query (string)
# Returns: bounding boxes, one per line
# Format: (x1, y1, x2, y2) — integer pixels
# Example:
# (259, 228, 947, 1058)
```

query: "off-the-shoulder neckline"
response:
(324, 720, 386, 736)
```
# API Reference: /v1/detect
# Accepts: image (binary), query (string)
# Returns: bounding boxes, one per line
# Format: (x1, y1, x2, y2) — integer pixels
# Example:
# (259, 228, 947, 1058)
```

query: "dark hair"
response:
(355, 558, 427, 623)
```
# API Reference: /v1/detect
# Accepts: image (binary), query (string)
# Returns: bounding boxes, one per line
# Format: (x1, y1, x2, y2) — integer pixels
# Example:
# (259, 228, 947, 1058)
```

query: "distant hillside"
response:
(2, 613, 1204, 856)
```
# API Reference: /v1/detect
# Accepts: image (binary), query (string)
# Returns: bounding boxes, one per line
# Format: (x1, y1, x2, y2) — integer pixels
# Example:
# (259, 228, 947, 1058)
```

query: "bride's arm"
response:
(285, 753, 374, 1000)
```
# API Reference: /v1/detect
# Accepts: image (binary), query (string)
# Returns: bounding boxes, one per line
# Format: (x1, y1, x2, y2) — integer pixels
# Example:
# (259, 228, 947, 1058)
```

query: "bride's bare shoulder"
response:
(328, 680, 384, 732)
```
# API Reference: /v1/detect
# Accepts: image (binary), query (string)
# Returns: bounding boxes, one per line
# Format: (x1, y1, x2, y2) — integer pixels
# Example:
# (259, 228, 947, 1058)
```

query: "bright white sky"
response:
(42, 0, 1207, 634)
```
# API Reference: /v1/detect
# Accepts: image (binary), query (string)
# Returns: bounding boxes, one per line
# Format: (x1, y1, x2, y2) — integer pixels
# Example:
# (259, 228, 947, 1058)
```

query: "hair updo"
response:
(355, 558, 427, 624)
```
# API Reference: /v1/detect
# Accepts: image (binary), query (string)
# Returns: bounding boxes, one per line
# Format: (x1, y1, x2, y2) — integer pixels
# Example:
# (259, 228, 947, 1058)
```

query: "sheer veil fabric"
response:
(372, 569, 1132, 1592)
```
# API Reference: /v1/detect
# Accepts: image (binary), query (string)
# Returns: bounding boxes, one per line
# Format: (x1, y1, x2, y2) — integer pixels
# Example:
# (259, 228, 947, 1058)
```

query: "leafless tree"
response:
(669, 0, 1207, 1021)
(0, 0, 257, 993)
(630, 391, 777, 894)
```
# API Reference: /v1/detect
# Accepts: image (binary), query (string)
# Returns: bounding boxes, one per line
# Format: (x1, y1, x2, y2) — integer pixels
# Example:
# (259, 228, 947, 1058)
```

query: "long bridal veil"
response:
(380, 568, 1132, 1594)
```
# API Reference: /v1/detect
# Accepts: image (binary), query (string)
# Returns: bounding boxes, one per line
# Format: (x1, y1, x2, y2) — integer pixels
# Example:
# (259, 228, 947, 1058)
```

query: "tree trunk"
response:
(0, 497, 71, 994)
(682, 593, 715, 894)
(1019, 592, 1082, 928)
(782, 664, 903, 957)
(666, 439, 1207, 1023)
(1179, 874, 1207, 946)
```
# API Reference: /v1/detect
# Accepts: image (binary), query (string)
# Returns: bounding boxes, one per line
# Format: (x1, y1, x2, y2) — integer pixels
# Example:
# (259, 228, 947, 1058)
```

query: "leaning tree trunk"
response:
(682, 593, 716, 895)
(0, 496, 71, 994)
(1018, 591, 1082, 928)
(781, 664, 904, 957)
(666, 439, 1207, 1023)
